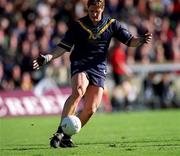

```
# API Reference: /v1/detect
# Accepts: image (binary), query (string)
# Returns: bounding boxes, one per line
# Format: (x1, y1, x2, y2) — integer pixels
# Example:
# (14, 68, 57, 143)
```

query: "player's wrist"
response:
(37, 54, 52, 67)
(44, 54, 53, 64)
(139, 36, 146, 44)
(135, 36, 146, 47)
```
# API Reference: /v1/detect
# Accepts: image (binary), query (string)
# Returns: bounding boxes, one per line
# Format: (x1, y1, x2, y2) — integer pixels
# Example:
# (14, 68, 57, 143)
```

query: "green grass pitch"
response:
(0, 110, 180, 156)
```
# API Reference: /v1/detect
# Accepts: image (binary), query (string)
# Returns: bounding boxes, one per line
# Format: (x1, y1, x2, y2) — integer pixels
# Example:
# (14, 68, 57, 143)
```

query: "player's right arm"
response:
(33, 46, 66, 70)
(33, 21, 77, 70)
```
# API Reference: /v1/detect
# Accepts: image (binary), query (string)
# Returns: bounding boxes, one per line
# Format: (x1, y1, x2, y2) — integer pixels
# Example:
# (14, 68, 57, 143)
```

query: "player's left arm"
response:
(112, 20, 152, 47)
(128, 33, 152, 47)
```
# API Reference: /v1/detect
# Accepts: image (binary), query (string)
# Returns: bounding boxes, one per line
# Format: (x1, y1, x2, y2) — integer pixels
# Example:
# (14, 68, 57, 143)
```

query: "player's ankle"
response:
(56, 126, 63, 134)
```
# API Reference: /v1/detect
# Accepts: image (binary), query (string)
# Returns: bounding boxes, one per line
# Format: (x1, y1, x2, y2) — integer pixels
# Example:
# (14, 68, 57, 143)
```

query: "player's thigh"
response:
(71, 72, 89, 96)
(84, 85, 104, 110)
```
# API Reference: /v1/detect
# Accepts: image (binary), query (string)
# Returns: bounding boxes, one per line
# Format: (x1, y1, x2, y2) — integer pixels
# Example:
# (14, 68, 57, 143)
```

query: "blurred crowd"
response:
(0, 0, 180, 109)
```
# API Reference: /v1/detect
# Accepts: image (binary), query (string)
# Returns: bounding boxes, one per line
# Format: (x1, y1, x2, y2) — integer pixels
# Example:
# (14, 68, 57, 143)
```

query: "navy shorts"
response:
(71, 67, 106, 89)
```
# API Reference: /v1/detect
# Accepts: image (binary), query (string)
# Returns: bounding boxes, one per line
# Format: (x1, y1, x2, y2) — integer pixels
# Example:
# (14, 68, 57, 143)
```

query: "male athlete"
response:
(33, 0, 152, 148)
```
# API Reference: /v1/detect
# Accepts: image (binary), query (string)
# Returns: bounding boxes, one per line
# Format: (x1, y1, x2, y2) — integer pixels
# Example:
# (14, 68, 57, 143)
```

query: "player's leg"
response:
(60, 72, 89, 119)
(50, 72, 89, 148)
(78, 85, 104, 127)
(59, 84, 103, 148)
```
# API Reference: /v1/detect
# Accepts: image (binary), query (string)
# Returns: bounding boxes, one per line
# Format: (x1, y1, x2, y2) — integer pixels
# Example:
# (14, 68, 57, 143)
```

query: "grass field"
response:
(0, 110, 180, 156)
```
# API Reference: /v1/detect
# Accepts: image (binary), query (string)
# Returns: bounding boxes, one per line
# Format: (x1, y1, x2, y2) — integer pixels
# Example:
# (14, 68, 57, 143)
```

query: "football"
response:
(61, 115, 82, 136)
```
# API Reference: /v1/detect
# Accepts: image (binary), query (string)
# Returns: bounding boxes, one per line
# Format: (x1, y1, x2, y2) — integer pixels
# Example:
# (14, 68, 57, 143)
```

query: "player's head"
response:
(87, 0, 105, 8)
(87, 0, 105, 23)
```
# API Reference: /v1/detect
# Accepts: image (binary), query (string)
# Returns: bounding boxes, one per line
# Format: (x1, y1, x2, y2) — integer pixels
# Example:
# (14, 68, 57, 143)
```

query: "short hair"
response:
(87, 0, 105, 8)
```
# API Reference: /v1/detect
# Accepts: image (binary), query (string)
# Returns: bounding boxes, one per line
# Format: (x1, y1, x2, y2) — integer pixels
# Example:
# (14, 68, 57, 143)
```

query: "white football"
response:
(61, 115, 81, 136)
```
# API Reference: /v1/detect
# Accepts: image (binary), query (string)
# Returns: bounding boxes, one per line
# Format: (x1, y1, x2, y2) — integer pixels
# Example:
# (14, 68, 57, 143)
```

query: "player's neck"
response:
(89, 16, 103, 26)
(92, 21, 99, 26)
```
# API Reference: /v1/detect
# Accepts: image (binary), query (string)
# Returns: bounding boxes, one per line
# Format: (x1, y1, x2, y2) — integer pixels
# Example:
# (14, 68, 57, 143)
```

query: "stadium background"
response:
(0, 1, 180, 156)
(0, 0, 180, 117)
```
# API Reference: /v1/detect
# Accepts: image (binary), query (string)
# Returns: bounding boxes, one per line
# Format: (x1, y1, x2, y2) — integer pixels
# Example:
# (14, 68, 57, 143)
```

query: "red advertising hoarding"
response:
(0, 88, 71, 117)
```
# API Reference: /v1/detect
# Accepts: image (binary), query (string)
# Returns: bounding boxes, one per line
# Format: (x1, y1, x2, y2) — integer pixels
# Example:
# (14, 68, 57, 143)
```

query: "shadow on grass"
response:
(1, 139, 180, 151)
(0, 144, 49, 151)
(78, 138, 180, 148)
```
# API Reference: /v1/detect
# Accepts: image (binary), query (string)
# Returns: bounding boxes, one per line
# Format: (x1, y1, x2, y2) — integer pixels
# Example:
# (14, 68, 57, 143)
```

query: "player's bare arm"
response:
(129, 32, 152, 47)
(33, 46, 66, 70)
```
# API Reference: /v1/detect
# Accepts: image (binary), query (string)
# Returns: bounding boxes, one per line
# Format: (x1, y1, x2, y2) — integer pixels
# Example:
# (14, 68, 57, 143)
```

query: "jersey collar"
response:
(86, 14, 106, 29)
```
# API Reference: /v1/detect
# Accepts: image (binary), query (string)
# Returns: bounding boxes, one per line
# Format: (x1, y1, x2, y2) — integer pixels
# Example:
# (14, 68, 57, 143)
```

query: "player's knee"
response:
(72, 85, 86, 99)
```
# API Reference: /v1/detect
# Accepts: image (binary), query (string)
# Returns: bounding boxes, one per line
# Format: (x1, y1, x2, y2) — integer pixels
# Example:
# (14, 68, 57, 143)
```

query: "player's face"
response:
(88, 5, 104, 24)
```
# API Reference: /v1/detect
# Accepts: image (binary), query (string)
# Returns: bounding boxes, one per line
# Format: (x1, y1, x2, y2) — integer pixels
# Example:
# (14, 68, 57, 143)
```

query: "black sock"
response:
(56, 126, 71, 139)
(56, 126, 63, 134)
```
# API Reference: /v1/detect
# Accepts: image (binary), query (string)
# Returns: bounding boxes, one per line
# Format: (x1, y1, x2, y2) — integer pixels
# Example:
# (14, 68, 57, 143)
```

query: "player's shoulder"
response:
(100, 15, 116, 30)
(103, 14, 114, 21)
(108, 17, 125, 29)
(67, 19, 82, 30)
(73, 16, 87, 28)
(103, 14, 116, 23)
(70, 20, 80, 26)
(76, 15, 88, 23)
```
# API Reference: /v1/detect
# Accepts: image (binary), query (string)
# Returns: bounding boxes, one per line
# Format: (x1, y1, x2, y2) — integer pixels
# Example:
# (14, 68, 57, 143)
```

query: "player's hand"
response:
(142, 32, 152, 44)
(33, 54, 46, 70)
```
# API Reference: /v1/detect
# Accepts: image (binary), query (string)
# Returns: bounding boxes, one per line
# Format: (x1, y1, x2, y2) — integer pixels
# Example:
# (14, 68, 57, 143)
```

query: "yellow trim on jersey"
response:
(98, 19, 115, 36)
(77, 19, 115, 39)
(77, 21, 93, 39)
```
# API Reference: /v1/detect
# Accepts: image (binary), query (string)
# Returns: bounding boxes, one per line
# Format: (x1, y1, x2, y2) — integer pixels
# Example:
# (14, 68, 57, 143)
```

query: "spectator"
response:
(142, 72, 160, 109)
(0, 62, 5, 90)
(111, 78, 138, 111)
(110, 39, 132, 86)
(172, 22, 180, 63)
(21, 72, 33, 91)
(0, 0, 179, 110)
(153, 72, 176, 108)
(105, 0, 122, 19)
(11, 65, 21, 89)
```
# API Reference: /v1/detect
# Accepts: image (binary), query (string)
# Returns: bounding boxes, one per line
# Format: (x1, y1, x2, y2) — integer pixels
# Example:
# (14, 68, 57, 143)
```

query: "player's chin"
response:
(93, 18, 99, 22)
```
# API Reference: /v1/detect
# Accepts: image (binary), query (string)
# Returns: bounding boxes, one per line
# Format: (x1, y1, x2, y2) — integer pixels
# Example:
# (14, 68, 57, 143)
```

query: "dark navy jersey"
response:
(57, 15, 133, 75)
